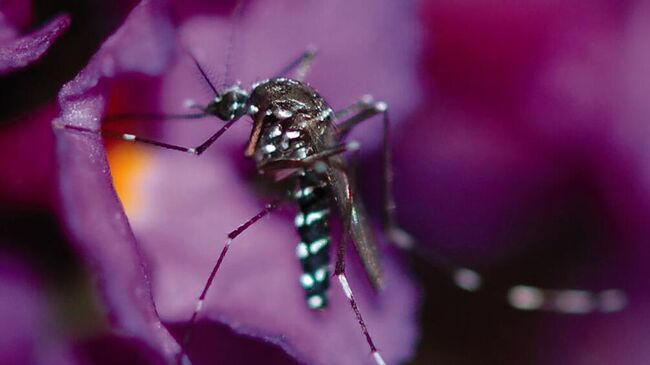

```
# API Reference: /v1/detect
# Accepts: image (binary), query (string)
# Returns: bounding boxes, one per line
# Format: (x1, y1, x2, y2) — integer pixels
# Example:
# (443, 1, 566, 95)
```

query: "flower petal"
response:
(54, 0, 179, 362)
(0, 14, 70, 75)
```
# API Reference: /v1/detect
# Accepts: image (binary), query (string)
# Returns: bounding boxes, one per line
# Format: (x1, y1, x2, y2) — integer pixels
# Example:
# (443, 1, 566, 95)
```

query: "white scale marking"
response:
(307, 295, 324, 309)
(286, 130, 301, 139)
(296, 147, 307, 159)
(346, 140, 361, 151)
(508, 285, 544, 310)
(269, 125, 282, 138)
(302, 186, 314, 197)
(294, 186, 315, 199)
(309, 238, 329, 254)
(338, 274, 353, 300)
(195, 299, 204, 312)
(296, 242, 309, 259)
(263, 144, 277, 153)
(274, 109, 293, 119)
(453, 268, 482, 292)
(314, 267, 327, 282)
(318, 108, 332, 120)
(300, 273, 315, 289)
(374, 101, 388, 112)
(305, 209, 329, 225)
(294, 212, 305, 227)
(122, 133, 136, 141)
(373, 351, 386, 365)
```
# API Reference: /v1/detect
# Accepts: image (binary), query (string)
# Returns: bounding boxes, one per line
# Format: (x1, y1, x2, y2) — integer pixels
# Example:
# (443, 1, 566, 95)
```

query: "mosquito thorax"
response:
(205, 86, 250, 121)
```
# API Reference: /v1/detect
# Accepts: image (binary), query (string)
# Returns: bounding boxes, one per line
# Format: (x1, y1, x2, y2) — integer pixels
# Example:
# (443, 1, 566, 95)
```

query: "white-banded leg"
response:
(258, 140, 361, 171)
(274, 46, 317, 81)
(177, 201, 280, 365)
(434, 262, 627, 314)
(334, 96, 413, 250)
(334, 233, 386, 365)
(335, 97, 628, 316)
(54, 115, 238, 156)
(507, 285, 627, 314)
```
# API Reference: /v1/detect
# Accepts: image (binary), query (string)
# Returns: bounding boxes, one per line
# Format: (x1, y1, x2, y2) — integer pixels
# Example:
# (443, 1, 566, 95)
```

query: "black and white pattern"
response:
(294, 171, 331, 309)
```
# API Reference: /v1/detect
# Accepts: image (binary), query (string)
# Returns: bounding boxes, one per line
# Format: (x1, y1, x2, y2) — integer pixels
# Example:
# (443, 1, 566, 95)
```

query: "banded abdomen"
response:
(294, 170, 331, 309)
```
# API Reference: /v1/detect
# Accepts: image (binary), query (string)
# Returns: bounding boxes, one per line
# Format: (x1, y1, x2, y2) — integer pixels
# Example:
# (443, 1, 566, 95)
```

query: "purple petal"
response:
(0, 13, 70, 75)
(54, 0, 179, 362)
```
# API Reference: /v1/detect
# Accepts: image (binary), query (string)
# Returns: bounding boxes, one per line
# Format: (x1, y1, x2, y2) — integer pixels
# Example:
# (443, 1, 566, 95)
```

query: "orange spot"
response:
(106, 142, 151, 217)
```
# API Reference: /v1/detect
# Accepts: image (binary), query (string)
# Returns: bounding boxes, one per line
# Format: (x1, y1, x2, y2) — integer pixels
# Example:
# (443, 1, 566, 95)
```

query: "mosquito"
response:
(54, 6, 628, 365)
(56, 46, 405, 365)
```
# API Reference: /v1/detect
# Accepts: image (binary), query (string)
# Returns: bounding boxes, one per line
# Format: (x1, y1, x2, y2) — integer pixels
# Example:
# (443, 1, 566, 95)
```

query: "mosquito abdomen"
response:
(294, 171, 331, 309)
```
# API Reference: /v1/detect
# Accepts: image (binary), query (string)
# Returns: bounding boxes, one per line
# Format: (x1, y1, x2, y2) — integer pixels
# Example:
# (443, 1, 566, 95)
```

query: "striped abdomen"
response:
(294, 171, 331, 309)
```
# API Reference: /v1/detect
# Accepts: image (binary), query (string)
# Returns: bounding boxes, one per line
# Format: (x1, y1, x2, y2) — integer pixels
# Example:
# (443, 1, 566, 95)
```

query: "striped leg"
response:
(411, 243, 628, 314)
(334, 236, 386, 365)
(335, 96, 413, 250)
(258, 140, 361, 171)
(335, 97, 627, 317)
(54, 117, 238, 156)
(177, 201, 279, 365)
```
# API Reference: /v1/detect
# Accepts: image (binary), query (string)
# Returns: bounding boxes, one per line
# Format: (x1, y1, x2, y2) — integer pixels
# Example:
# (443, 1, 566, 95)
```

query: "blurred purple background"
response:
(1, 0, 649, 364)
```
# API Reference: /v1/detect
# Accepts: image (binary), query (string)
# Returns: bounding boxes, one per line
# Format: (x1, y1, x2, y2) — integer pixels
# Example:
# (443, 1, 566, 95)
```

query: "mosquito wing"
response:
(326, 157, 383, 290)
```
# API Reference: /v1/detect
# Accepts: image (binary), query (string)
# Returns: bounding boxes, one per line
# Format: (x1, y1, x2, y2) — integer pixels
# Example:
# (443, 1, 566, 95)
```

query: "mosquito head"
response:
(206, 86, 250, 121)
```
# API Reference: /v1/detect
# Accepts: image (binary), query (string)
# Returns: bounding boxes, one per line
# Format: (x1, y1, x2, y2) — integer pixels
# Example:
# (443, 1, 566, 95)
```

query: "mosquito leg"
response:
(334, 96, 413, 250)
(54, 115, 238, 156)
(177, 201, 280, 365)
(258, 140, 360, 172)
(274, 46, 317, 81)
(418, 253, 627, 314)
(507, 285, 627, 314)
(333, 95, 380, 122)
(337, 99, 629, 316)
(334, 233, 386, 365)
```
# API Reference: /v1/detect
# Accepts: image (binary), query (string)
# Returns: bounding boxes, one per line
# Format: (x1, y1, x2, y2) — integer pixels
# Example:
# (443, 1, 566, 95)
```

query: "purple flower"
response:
(54, 1, 420, 365)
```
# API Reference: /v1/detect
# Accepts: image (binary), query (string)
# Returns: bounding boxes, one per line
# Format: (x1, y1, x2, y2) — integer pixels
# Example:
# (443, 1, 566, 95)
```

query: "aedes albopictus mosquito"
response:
(57, 44, 407, 364)
(53, 4, 629, 364)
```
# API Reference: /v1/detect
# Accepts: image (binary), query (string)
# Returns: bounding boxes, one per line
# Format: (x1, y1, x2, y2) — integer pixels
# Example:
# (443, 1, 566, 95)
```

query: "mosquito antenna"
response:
(220, 0, 246, 87)
(189, 53, 219, 96)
